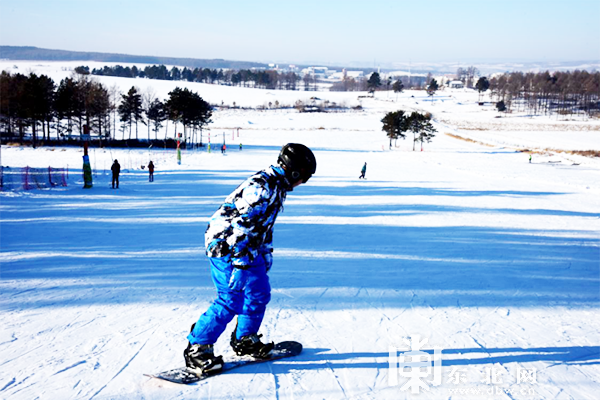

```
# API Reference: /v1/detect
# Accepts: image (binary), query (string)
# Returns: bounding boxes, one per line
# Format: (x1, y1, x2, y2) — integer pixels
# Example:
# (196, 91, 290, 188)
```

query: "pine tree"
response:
(118, 86, 142, 139)
(381, 110, 409, 148)
(165, 87, 212, 143)
(147, 99, 166, 140)
(496, 100, 506, 112)
(24, 73, 55, 145)
(476, 77, 490, 102)
(392, 80, 404, 93)
(85, 81, 110, 145)
(367, 72, 382, 95)
(408, 112, 437, 151)
(427, 79, 439, 102)
(170, 66, 181, 81)
(392, 80, 404, 101)
(55, 77, 83, 140)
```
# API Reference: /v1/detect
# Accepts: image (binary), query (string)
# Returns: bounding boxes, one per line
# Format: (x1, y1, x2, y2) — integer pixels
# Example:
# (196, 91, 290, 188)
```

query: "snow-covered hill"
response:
(1, 61, 599, 400)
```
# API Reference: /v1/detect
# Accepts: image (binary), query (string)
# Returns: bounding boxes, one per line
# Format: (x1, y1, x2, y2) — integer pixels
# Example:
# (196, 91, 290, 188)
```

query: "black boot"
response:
(230, 329, 274, 359)
(184, 323, 223, 374)
(183, 343, 224, 374)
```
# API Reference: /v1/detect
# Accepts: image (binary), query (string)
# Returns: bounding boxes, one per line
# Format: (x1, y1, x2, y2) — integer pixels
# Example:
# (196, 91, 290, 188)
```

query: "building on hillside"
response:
(448, 80, 465, 89)
(433, 74, 456, 87)
(267, 64, 299, 73)
(301, 67, 335, 79)
(329, 69, 364, 81)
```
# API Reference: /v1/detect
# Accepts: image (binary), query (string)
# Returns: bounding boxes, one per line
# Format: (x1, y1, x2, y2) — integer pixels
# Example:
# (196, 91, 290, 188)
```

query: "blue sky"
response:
(1, 0, 599, 66)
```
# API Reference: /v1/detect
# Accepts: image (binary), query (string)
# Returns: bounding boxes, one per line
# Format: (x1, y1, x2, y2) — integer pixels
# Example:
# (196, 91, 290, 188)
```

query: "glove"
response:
(228, 267, 250, 292)
(263, 253, 273, 272)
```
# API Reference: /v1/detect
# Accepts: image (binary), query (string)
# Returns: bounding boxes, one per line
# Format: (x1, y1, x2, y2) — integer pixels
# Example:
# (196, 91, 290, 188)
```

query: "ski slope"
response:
(1, 61, 600, 399)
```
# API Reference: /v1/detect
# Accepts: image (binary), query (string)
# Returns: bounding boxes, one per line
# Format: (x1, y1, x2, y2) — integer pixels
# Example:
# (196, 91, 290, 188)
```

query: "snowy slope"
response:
(1, 61, 600, 400)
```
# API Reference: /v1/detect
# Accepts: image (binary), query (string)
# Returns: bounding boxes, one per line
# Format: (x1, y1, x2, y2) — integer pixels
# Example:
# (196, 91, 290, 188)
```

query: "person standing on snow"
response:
(148, 161, 155, 182)
(111, 159, 121, 189)
(184, 143, 317, 374)
(359, 162, 367, 179)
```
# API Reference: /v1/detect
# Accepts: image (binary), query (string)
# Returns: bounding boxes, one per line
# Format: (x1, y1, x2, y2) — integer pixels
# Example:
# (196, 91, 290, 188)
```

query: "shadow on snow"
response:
(1, 169, 598, 310)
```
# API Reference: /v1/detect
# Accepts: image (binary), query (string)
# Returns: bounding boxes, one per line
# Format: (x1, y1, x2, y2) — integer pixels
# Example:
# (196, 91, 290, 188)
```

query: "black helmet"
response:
(278, 143, 316, 183)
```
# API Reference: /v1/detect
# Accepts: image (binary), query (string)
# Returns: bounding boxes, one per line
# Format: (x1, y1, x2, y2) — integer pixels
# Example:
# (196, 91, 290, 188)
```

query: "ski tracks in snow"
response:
(286, 286, 397, 399)
(298, 308, 350, 399)
(89, 327, 154, 400)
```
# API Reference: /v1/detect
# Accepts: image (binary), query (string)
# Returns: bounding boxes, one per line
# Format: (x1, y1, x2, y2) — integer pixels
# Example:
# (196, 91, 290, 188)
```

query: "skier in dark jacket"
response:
(359, 162, 367, 179)
(184, 143, 317, 375)
(148, 161, 155, 182)
(111, 160, 121, 189)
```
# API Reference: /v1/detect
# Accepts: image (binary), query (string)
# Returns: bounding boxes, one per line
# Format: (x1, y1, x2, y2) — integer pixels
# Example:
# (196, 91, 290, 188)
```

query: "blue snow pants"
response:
(188, 254, 271, 345)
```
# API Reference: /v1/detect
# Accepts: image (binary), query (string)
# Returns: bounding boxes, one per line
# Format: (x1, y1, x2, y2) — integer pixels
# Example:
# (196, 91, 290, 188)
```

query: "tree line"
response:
(86, 64, 432, 93)
(82, 64, 304, 91)
(487, 70, 600, 117)
(0, 71, 212, 147)
(330, 71, 428, 92)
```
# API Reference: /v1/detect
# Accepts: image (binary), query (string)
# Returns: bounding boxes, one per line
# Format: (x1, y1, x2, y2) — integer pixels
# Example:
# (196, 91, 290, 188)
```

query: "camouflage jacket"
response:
(205, 166, 291, 267)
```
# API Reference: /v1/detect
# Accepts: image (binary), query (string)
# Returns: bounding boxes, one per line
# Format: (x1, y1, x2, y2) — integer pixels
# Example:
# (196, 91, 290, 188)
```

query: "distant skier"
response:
(111, 159, 121, 189)
(359, 162, 367, 179)
(184, 143, 317, 375)
(239, 143, 243, 151)
(529, 154, 532, 164)
(148, 161, 155, 182)
(221, 144, 226, 154)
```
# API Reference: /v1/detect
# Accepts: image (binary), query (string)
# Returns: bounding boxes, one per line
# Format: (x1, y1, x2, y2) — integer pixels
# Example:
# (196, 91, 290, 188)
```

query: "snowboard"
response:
(145, 341, 302, 385)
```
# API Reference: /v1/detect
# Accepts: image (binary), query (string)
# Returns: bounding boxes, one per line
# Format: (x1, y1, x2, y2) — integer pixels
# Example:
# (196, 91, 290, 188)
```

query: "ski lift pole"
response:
(82, 124, 93, 188)
(177, 132, 182, 165)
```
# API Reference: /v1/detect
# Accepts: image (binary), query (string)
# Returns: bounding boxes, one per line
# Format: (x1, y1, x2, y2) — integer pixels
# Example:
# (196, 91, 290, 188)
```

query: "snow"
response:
(1, 61, 599, 400)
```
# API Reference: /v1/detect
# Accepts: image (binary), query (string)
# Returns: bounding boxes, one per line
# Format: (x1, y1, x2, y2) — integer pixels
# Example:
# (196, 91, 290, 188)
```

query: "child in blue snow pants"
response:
(183, 143, 317, 373)
(188, 254, 271, 344)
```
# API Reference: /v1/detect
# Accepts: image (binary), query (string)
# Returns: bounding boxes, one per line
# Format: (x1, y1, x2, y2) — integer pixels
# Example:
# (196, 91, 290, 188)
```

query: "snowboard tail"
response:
(146, 341, 302, 384)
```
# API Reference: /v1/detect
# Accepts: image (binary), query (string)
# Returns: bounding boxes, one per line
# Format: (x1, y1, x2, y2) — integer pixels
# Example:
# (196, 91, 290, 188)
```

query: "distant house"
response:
(329, 69, 364, 81)
(302, 66, 333, 79)
(448, 80, 464, 89)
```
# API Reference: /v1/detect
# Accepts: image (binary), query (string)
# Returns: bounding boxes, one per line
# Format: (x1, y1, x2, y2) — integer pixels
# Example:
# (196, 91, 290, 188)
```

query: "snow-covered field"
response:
(1, 61, 599, 400)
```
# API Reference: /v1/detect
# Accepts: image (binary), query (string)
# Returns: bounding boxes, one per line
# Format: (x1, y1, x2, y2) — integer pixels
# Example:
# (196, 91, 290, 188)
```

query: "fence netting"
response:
(1, 166, 68, 191)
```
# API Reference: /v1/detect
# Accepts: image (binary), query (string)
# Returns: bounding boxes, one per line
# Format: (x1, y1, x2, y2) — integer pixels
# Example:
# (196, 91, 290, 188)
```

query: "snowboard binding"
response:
(230, 330, 274, 359)
(183, 342, 224, 375)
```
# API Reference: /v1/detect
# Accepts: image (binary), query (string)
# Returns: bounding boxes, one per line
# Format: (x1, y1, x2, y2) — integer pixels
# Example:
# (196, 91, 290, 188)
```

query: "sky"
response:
(1, 0, 599, 67)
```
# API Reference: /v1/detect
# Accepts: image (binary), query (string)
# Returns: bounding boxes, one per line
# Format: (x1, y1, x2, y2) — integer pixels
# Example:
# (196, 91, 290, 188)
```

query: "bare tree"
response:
(108, 84, 121, 139)
(142, 87, 156, 141)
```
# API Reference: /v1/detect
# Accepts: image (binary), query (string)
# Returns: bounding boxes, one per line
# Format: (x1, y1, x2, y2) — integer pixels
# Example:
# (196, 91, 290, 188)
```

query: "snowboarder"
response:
(184, 143, 317, 375)
(239, 143, 243, 151)
(529, 154, 532, 163)
(359, 162, 367, 179)
(111, 159, 121, 189)
(148, 161, 155, 182)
